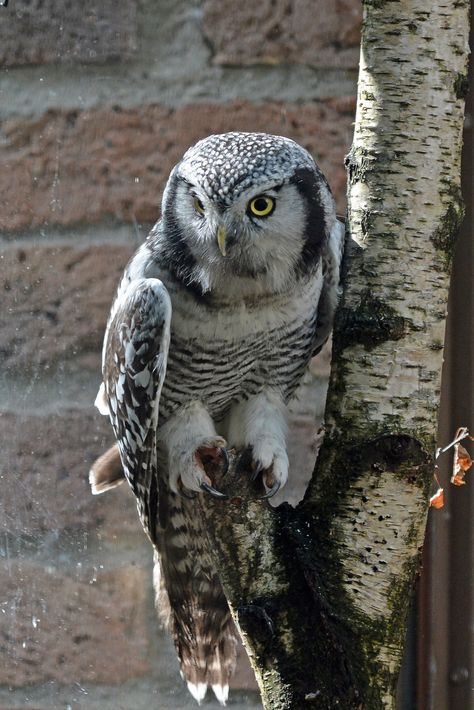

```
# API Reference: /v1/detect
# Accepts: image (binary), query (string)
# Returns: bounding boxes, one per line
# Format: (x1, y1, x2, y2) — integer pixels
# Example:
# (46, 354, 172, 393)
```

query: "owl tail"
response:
(153, 510, 238, 706)
(176, 606, 237, 706)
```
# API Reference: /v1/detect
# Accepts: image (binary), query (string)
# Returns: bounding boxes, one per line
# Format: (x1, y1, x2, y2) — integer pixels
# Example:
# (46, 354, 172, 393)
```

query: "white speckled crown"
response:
(178, 132, 316, 205)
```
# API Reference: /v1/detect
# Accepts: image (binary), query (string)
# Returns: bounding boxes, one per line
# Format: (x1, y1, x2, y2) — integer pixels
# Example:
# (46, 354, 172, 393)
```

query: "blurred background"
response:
(0, 1, 471, 708)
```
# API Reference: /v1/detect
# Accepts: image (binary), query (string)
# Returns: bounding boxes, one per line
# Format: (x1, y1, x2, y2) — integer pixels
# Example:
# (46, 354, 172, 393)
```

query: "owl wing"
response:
(312, 217, 345, 357)
(95, 277, 171, 542)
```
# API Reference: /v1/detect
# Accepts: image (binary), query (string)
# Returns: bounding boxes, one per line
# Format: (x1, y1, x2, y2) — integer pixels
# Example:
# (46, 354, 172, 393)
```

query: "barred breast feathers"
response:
(120, 235, 325, 348)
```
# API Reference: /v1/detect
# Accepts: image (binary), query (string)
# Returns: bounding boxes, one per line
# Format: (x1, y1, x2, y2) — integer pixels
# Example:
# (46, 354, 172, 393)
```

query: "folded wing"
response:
(312, 217, 345, 357)
(95, 277, 171, 543)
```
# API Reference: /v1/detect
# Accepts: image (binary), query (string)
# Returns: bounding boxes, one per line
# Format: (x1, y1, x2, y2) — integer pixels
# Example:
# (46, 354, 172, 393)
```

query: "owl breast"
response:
(159, 267, 323, 423)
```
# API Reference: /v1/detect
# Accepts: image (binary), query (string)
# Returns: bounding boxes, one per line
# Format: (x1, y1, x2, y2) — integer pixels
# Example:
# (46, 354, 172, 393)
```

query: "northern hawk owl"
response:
(91, 132, 344, 705)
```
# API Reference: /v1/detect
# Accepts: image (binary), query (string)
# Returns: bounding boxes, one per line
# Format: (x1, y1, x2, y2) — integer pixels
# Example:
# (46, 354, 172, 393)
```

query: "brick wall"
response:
(0, 1, 359, 708)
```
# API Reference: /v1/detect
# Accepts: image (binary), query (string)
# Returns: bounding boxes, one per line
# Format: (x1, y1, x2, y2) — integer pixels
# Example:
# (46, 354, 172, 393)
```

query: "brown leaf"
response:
(451, 442, 473, 486)
(429, 487, 445, 509)
(429, 471, 444, 509)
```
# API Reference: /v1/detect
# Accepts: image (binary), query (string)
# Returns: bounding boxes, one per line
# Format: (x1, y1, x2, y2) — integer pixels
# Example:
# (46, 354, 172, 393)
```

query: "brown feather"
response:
(89, 443, 125, 495)
(153, 489, 238, 703)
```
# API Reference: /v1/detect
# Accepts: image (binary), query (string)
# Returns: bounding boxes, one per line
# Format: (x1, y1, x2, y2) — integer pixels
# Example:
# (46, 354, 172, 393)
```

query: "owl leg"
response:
(159, 401, 228, 496)
(227, 388, 289, 496)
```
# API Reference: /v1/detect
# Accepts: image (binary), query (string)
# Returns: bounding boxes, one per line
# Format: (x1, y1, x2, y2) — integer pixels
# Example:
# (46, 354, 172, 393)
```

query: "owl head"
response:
(158, 132, 336, 298)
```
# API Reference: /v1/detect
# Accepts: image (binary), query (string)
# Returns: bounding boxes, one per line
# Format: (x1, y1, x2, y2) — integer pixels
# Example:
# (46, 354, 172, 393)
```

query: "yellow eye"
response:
(248, 195, 275, 218)
(193, 196, 205, 216)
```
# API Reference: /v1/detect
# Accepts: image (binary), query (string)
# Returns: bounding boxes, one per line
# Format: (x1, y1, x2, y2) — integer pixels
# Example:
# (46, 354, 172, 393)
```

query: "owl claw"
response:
(247, 442, 288, 499)
(200, 481, 229, 499)
(219, 446, 229, 475)
(250, 461, 263, 482)
(177, 479, 197, 500)
(258, 479, 281, 500)
(250, 462, 280, 498)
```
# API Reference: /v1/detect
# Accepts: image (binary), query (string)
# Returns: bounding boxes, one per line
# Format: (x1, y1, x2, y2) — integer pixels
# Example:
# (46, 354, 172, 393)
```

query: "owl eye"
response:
(193, 196, 205, 216)
(248, 195, 275, 218)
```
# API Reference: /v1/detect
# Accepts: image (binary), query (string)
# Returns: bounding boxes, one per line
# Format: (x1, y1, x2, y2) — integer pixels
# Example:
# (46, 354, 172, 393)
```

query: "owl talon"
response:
(219, 446, 229, 475)
(200, 481, 229, 499)
(250, 462, 280, 498)
(250, 461, 263, 482)
(177, 478, 197, 499)
(258, 479, 281, 500)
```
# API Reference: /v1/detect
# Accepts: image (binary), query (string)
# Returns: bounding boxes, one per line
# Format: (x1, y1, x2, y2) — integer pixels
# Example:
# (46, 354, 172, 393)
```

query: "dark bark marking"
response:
(430, 183, 465, 271)
(337, 291, 406, 351)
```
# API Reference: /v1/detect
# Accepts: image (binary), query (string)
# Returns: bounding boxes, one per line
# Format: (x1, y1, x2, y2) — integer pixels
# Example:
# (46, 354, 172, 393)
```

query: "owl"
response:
(91, 132, 344, 705)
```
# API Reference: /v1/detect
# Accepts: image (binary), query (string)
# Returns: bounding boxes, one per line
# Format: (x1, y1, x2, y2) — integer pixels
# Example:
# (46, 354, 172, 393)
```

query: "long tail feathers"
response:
(169, 596, 237, 705)
(178, 614, 236, 705)
(212, 682, 230, 706)
(154, 545, 238, 706)
(187, 680, 229, 706)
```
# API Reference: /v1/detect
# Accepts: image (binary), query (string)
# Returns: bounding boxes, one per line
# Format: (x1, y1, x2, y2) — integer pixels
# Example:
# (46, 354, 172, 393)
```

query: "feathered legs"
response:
(159, 401, 228, 496)
(226, 388, 289, 496)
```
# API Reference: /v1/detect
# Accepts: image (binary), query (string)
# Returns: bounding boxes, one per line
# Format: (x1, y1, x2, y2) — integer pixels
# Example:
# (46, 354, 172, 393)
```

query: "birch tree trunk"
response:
(198, 2, 470, 708)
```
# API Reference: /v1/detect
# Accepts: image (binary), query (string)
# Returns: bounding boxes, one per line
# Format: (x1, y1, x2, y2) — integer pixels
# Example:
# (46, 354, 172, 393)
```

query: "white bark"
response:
(312, 0, 470, 704)
(346, 0, 468, 431)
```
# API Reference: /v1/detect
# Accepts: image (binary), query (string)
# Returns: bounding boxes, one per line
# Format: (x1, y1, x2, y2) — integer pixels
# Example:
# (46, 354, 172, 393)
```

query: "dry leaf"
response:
(429, 471, 444, 509)
(429, 487, 445, 509)
(451, 442, 473, 486)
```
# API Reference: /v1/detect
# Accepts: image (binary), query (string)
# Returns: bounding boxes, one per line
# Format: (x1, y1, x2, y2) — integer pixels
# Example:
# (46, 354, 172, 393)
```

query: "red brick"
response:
(1, 100, 354, 232)
(0, 244, 133, 370)
(0, 411, 139, 539)
(203, 0, 361, 68)
(0, 0, 137, 68)
(0, 561, 150, 686)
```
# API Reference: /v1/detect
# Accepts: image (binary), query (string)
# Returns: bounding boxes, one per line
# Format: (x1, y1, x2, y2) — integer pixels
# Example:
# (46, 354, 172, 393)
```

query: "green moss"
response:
(454, 72, 469, 99)
(299, 424, 432, 707)
(281, 505, 381, 708)
(386, 550, 423, 647)
(431, 184, 465, 270)
(362, 0, 385, 7)
(336, 290, 406, 352)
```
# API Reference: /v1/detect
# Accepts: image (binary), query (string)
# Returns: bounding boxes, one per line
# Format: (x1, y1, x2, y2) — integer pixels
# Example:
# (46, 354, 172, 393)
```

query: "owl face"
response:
(160, 132, 336, 297)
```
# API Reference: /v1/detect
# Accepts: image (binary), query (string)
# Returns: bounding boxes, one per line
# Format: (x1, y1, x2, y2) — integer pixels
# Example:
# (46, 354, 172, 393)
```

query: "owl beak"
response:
(217, 226, 227, 257)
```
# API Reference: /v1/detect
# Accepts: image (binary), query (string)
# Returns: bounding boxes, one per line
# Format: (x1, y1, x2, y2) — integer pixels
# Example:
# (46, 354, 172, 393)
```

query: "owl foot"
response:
(250, 463, 282, 499)
(196, 441, 229, 499)
(196, 443, 229, 475)
(249, 445, 289, 499)
(171, 436, 229, 497)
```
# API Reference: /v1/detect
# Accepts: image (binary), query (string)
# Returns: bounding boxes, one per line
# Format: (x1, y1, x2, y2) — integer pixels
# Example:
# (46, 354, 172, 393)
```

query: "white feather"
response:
(212, 683, 229, 706)
(94, 382, 109, 415)
(187, 681, 207, 704)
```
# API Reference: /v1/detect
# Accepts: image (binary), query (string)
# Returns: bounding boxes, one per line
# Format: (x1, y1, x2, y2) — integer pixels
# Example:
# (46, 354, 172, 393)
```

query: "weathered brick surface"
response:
(0, 0, 137, 68)
(0, 561, 150, 686)
(0, 410, 138, 538)
(2, 100, 354, 232)
(203, 0, 361, 68)
(1, 244, 133, 370)
(0, 410, 260, 692)
(0, 0, 356, 702)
